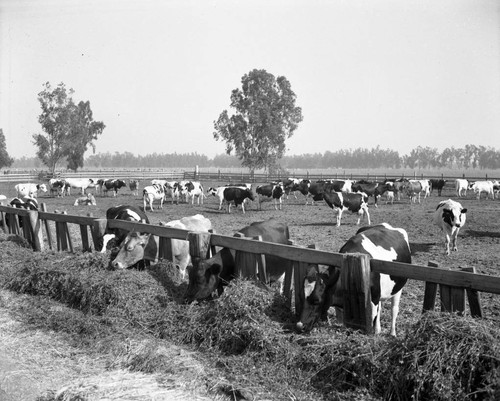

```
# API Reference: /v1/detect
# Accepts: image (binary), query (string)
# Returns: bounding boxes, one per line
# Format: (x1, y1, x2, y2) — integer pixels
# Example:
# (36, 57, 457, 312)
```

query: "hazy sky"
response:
(1, 0, 499, 159)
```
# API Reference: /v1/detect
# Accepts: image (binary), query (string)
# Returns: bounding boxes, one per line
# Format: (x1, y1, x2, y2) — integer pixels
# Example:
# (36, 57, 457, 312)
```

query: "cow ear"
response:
(140, 233, 151, 246)
(461, 208, 467, 214)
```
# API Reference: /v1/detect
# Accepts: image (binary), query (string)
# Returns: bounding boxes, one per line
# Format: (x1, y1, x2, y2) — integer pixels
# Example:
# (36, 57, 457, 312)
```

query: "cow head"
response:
(111, 232, 156, 269)
(441, 205, 467, 228)
(296, 264, 340, 333)
(245, 188, 255, 201)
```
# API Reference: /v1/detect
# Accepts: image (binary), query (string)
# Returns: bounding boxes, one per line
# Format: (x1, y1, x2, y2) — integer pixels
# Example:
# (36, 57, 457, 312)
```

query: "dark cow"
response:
(322, 187, 371, 226)
(351, 180, 385, 207)
(185, 219, 291, 302)
(256, 183, 284, 210)
(282, 178, 300, 199)
(291, 179, 312, 204)
(429, 179, 447, 196)
(48, 179, 66, 197)
(100, 205, 149, 252)
(433, 199, 467, 255)
(305, 180, 328, 205)
(102, 179, 127, 196)
(296, 223, 411, 335)
(223, 187, 255, 213)
(4, 196, 39, 229)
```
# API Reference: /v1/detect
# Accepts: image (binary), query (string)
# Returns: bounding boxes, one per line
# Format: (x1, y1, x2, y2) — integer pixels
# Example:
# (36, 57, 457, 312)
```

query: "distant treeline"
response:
(10, 145, 500, 170)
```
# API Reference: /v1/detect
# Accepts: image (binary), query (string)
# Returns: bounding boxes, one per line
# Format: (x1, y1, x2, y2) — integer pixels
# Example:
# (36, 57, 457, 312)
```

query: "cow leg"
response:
(336, 209, 342, 227)
(389, 291, 402, 336)
(372, 302, 382, 335)
(445, 233, 451, 255)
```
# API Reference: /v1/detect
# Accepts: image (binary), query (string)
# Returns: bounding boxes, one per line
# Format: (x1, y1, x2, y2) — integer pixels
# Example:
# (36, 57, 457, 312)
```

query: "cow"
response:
(102, 179, 127, 196)
(4, 196, 39, 229)
(143, 184, 166, 211)
(110, 214, 212, 276)
(48, 179, 66, 197)
(433, 199, 467, 255)
(100, 205, 149, 253)
(164, 181, 182, 204)
(185, 219, 291, 302)
(391, 178, 408, 201)
(255, 183, 284, 210)
(129, 180, 140, 196)
(63, 178, 95, 196)
(493, 180, 500, 199)
(73, 193, 97, 206)
(296, 223, 411, 336)
(429, 179, 447, 196)
(322, 187, 371, 226)
(455, 179, 469, 197)
(406, 180, 424, 203)
(282, 178, 301, 200)
(15, 183, 48, 198)
(291, 179, 313, 204)
(159, 215, 213, 278)
(351, 180, 392, 207)
(222, 187, 255, 213)
(305, 180, 328, 205)
(182, 181, 206, 205)
(469, 180, 494, 200)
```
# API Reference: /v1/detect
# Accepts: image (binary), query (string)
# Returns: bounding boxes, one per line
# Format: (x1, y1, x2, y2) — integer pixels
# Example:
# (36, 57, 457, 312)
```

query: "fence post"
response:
(157, 222, 175, 264)
(340, 253, 373, 334)
(27, 210, 44, 251)
(187, 232, 211, 269)
(40, 203, 53, 250)
(422, 261, 439, 312)
(461, 266, 483, 318)
(233, 233, 261, 281)
(291, 243, 316, 315)
(92, 218, 107, 251)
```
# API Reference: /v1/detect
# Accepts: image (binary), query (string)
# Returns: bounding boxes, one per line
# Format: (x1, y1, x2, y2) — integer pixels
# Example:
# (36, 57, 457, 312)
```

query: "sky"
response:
(1, 0, 499, 160)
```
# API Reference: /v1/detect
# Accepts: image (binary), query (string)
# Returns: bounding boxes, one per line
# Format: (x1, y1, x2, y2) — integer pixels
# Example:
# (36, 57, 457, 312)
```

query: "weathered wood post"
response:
(158, 222, 175, 264)
(41, 203, 53, 250)
(80, 213, 93, 252)
(291, 243, 316, 315)
(27, 210, 44, 251)
(92, 218, 107, 251)
(233, 233, 267, 283)
(340, 253, 373, 334)
(422, 261, 439, 312)
(461, 267, 483, 317)
(187, 232, 212, 273)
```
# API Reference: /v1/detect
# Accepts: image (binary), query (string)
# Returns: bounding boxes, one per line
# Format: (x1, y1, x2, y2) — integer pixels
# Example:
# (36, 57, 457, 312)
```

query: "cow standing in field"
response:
(48, 179, 66, 197)
(102, 179, 127, 196)
(182, 181, 206, 205)
(143, 184, 166, 211)
(296, 223, 411, 336)
(322, 186, 370, 226)
(15, 183, 48, 198)
(207, 186, 254, 213)
(455, 179, 469, 197)
(256, 183, 284, 210)
(185, 219, 291, 302)
(111, 214, 212, 278)
(64, 178, 95, 196)
(429, 179, 447, 196)
(433, 199, 467, 255)
(469, 180, 494, 200)
(129, 180, 140, 196)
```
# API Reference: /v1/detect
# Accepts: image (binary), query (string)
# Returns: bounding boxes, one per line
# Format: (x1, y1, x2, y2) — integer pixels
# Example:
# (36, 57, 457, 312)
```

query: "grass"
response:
(1, 232, 500, 400)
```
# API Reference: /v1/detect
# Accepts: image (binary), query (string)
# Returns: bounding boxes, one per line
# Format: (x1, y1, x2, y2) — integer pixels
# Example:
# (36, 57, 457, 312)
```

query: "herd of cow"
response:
(1, 175, 497, 336)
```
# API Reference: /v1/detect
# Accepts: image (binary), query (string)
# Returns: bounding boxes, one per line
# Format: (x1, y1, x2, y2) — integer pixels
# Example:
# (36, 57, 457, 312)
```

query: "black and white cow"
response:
(223, 187, 255, 213)
(185, 219, 291, 302)
(296, 223, 411, 336)
(15, 183, 48, 198)
(322, 187, 371, 226)
(63, 178, 95, 196)
(100, 205, 149, 252)
(102, 179, 127, 197)
(429, 179, 447, 196)
(256, 183, 284, 210)
(182, 181, 206, 205)
(4, 196, 39, 229)
(433, 199, 467, 255)
(129, 180, 140, 196)
(48, 179, 66, 197)
(143, 184, 166, 212)
(73, 193, 97, 206)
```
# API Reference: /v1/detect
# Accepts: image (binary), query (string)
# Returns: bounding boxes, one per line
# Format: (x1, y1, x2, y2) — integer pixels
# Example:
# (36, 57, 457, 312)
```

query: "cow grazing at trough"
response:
(469, 180, 494, 200)
(102, 179, 127, 196)
(143, 184, 166, 211)
(185, 219, 291, 302)
(63, 178, 95, 196)
(429, 179, 447, 196)
(455, 179, 469, 197)
(73, 193, 97, 206)
(4, 196, 39, 229)
(100, 205, 149, 252)
(15, 183, 48, 198)
(433, 199, 467, 255)
(322, 187, 371, 226)
(296, 223, 411, 336)
(110, 214, 212, 276)
(256, 183, 284, 210)
(129, 180, 140, 196)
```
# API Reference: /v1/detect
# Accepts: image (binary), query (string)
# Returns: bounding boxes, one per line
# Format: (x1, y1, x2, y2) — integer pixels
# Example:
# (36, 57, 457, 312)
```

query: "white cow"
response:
(64, 178, 95, 195)
(433, 199, 467, 255)
(15, 183, 48, 198)
(143, 184, 165, 211)
(469, 180, 494, 200)
(455, 179, 468, 197)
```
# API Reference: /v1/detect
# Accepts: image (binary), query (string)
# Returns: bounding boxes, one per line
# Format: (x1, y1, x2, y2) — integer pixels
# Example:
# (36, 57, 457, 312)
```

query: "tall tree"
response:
(213, 69, 303, 172)
(32, 82, 105, 174)
(0, 129, 14, 169)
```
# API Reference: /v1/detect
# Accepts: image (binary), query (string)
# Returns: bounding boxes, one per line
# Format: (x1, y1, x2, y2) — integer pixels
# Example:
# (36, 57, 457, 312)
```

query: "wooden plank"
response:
(27, 210, 44, 251)
(37, 211, 97, 225)
(461, 267, 483, 318)
(187, 232, 211, 267)
(234, 233, 258, 279)
(371, 259, 500, 295)
(422, 261, 439, 312)
(41, 203, 53, 250)
(92, 218, 107, 251)
(341, 253, 372, 334)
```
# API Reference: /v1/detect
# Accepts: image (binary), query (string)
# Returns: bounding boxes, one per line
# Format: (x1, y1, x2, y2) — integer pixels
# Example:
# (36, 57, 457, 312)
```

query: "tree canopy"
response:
(0, 128, 14, 169)
(32, 82, 105, 173)
(213, 69, 303, 172)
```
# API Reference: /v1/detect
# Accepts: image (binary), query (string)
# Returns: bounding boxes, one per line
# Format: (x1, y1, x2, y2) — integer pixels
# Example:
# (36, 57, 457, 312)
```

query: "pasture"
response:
(1, 177, 500, 400)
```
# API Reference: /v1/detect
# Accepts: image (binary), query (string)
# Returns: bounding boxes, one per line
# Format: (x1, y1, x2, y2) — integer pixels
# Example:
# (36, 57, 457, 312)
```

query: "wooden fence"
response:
(1, 203, 500, 334)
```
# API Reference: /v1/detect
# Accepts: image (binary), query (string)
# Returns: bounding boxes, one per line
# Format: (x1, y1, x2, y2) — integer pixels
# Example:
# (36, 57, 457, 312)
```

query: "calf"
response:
(469, 180, 494, 200)
(455, 179, 468, 197)
(110, 214, 212, 276)
(433, 199, 467, 255)
(256, 183, 284, 210)
(296, 223, 411, 336)
(74, 193, 97, 206)
(100, 205, 149, 252)
(185, 219, 291, 302)
(322, 188, 370, 226)
(429, 179, 447, 196)
(143, 184, 166, 211)
(15, 183, 48, 198)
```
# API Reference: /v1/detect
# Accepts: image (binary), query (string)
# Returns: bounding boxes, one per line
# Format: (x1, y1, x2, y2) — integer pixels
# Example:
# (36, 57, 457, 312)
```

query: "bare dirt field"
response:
(1, 178, 500, 399)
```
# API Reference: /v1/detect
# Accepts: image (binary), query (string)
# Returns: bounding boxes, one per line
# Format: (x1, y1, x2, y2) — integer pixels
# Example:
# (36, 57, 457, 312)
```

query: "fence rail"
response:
(1, 203, 498, 334)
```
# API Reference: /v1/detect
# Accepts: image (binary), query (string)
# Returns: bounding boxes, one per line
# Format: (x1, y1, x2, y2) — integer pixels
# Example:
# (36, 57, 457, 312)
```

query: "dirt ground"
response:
(1, 179, 500, 399)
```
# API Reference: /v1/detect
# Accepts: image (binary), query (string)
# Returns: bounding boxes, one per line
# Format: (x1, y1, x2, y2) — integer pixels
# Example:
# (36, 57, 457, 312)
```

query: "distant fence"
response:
(1, 203, 499, 334)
